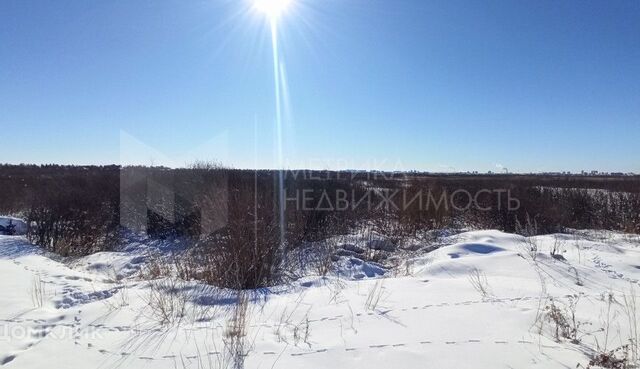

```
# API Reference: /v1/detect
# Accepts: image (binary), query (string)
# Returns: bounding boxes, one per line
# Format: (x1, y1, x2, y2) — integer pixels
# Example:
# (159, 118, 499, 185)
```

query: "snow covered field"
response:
(1, 230, 639, 368)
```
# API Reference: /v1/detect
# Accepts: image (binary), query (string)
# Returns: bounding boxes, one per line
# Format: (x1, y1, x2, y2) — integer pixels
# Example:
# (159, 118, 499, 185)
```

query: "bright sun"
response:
(254, 0, 293, 18)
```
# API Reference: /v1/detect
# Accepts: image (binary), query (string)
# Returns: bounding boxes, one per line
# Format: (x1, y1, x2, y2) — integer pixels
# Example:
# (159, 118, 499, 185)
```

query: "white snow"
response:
(0, 230, 639, 368)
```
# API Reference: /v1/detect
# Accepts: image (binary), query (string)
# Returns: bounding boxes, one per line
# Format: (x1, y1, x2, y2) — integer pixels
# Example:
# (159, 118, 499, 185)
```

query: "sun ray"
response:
(252, 0, 294, 249)
(254, 0, 293, 19)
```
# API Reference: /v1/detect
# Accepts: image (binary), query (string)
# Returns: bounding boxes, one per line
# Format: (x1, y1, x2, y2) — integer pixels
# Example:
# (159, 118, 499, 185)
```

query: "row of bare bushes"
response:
(0, 164, 638, 287)
(2, 165, 121, 256)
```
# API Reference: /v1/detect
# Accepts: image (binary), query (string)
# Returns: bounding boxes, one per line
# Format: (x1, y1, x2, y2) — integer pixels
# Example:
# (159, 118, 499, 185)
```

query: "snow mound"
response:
(334, 256, 387, 279)
(71, 252, 147, 281)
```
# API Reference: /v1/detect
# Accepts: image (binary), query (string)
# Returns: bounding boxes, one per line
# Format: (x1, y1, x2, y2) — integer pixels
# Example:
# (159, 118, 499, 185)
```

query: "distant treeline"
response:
(0, 164, 638, 259)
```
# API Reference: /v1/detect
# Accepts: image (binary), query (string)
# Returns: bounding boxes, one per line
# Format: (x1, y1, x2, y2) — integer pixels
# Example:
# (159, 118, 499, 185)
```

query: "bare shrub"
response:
(309, 238, 337, 277)
(566, 294, 583, 343)
(574, 233, 584, 264)
(586, 345, 632, 369)
(622, 285, 640, 365)
(292, 314, 311, 348)
(516, 214, 539, 260)
(525, 237, 539, 260)
(326, 277, 347, 305)
(598, 292, 618, 353)
(222, 292, 251, 369)
(112, 284, 129, 309)
(543, 295, 582, 343)
(580, 290, 639, 369)
(544, 298, 571, 342)
(177, 173, 283, 290)
(140, 257, 171, 280)
(30, 275, 46, 308)
(25, 167, 120, 256)
(274, 303, 311, 348)
(569, 266, 584, 286)
(531, 264, 549, 336)
(402, 259, 415, 276)
(516, 213, 539, 237)
(143, 279, 192, 326)
(364, 280, 385, 311)
(551, 235, 566, 259)
(468, 267, 492, 300)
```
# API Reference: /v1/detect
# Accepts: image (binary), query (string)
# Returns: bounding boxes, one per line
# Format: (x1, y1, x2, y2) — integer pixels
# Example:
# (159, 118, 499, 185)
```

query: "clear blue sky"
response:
(1, 0, 639, 173)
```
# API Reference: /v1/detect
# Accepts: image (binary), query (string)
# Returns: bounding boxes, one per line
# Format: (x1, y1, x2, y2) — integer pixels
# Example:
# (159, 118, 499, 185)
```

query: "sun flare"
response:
(253, 0, 293, 18)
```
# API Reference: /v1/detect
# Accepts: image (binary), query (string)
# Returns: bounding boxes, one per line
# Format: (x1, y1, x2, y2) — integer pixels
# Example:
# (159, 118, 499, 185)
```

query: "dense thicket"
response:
(0, 164, 638, 285)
